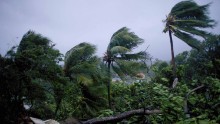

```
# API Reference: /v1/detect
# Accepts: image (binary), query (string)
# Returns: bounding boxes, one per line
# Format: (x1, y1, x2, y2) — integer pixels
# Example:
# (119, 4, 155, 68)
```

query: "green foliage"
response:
(0, 31, 66, 123)
(98, 109, 114, 118)
(109, 81, 187, 123)
(103, 27, 149, 108)
(108, 27, 144, 51)
(177, 115, 218, 124)
(151, 34, 220, 123)
(104, 27, 148, 80)
(148, 34, 220, 123)
(0, 1, 219, 123)
(63, 42, 108, 119)
(64, 42, 97, 80)
(163, 0, 215, 49)
(151, 60, 174, 87)
(163, 0, 216, 78)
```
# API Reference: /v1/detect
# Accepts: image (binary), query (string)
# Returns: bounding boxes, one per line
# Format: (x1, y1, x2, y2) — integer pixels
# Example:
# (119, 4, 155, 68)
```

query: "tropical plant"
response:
(163, 0, 215, 76)
(63, 42, 108, 119)
(150, 34, 220, 123)
(0, 31, 66, 123)
(103, 27, 148, 108)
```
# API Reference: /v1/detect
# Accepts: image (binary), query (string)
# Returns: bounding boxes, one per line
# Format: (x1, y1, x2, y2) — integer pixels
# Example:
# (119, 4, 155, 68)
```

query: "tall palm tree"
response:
(103, 27, 148, 108)
(163, 0, 215, 77)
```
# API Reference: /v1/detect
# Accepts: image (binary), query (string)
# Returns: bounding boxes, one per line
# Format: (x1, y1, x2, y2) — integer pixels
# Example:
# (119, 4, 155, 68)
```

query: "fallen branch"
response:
(184, 84, 204, 118)
(82, 109, 162, 124)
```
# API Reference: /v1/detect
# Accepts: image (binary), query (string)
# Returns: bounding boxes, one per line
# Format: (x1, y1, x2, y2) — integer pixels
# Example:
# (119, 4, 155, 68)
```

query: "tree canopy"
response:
(1, 1, 220, 123)
(163, 0, 216, 77)
(103, 27, 148, 108)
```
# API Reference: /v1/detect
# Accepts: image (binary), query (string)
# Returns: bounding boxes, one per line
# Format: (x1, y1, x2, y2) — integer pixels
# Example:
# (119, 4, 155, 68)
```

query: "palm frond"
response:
(164, 0, 216, 51)
(173, 25, 209, 38)
(76, 74, 93, 86)
(174, 19, 215, 28)
(115, 60, 145, 78)
(110, 46, 131, 55)
(112, 64, 126, 80)
(110, 27, 128, 41)
(170, 1, 215, 28)
(174, 30, 201, 50)
(107, 27, 144, 51)
(120, 51, 148, 60)
(68, 62, 97, 75)
(171, 1, 206, 19)
(64, 42, 97, 75)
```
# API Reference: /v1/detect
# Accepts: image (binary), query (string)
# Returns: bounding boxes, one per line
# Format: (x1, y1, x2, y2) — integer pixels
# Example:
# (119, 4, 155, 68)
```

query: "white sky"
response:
(0, 0, 220, 60)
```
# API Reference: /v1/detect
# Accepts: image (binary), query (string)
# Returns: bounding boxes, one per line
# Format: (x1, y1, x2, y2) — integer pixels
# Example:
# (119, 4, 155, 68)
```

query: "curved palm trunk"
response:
(107, 61, 111, 109)
(169, 30, 176, 78)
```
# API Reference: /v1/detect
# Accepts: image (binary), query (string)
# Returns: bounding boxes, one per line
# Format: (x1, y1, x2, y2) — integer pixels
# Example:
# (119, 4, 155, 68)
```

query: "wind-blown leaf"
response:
(110, 46, 131, 55)
(108, 27, 144, 51)
(76, 75, 93, 86)
(120, 51, 148, 60)
(174, 25, 209, 38)
(163, 0, 216, 48)
(115, 60, 145, 77)
(174, 30, 201, 50)
(170, 1, 213, 22)
(163, 0, 216, 74)
(68, 62, 98, 78)
(104, 27, 149, 81)
(104, 27, 149, 107)
(64, 42, 108, 117)
(64, 42, 97, 77)
(112, 64, 125, 80)
(174, 19, 215, 28)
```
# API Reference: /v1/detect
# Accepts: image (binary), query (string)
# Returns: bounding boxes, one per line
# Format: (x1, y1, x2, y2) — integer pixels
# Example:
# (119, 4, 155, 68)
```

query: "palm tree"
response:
(64, 42, 98, 80)
(163, 0, 215, 77)
(64, 42, 107, 118)
(103, 27, 148, 108)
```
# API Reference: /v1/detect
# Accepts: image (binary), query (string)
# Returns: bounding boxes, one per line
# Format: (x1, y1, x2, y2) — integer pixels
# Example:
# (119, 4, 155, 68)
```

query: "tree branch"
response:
(184, 84, 204, 118)
(82, 109, 162, 124)
(186, 85, 204, 98)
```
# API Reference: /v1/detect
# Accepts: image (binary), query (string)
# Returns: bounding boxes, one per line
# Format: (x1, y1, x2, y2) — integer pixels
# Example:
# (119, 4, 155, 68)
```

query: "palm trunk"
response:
(169, 30, 176, 78)
(107, 61, 111, 109)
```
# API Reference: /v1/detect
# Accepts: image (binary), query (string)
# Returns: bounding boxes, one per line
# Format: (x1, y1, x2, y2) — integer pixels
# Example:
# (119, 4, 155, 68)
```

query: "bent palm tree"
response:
(163, 0, 215, 76)
(103, 27, 148, 108)
(64, 42, 107, 117)
(64, 42, 98, 81)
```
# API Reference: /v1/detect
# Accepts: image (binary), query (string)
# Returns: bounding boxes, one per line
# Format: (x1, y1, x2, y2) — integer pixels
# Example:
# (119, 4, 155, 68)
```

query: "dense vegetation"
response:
(0, 0, 220, 123)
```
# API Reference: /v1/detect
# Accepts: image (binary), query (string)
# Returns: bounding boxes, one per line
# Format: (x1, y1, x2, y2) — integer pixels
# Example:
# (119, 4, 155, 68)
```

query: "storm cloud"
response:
(0, 0, 220, 60)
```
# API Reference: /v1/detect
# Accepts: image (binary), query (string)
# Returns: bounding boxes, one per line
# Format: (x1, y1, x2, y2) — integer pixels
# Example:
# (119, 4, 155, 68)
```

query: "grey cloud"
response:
(0, 0, 219, 61)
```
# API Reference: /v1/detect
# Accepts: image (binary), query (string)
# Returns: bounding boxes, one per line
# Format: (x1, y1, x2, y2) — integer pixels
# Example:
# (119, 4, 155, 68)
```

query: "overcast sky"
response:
(0, 0, 220, 60)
